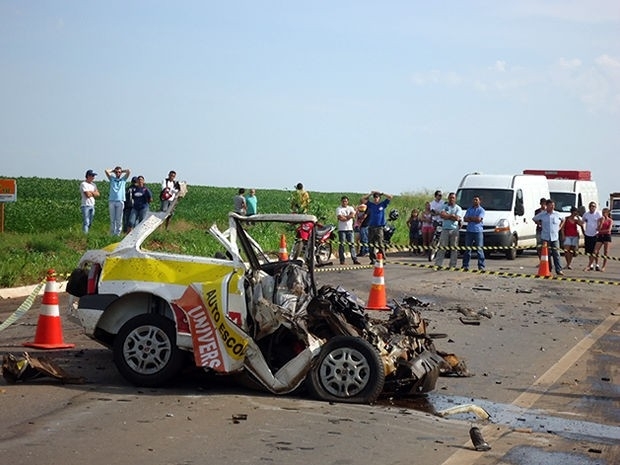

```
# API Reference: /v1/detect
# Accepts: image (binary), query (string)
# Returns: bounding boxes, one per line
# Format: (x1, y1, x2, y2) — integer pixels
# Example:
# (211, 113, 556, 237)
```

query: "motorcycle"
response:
(428, 221, 443, 262)
(383, 209, 399, 245)
(291, 221, 336, 266)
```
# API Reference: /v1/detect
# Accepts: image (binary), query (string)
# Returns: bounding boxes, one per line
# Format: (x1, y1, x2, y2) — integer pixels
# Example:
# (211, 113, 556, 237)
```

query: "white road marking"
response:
(440, 313, 619, 465)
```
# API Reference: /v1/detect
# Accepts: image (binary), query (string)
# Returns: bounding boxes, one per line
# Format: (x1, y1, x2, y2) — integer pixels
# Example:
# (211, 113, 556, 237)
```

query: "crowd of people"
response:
(79, 168, 180, 236)
(83, 172, 612, 271)
(347, 190, 612, 273)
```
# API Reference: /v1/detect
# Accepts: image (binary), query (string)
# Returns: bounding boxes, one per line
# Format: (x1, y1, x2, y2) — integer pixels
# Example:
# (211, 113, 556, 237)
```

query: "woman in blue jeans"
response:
(128, 176, 153, 232)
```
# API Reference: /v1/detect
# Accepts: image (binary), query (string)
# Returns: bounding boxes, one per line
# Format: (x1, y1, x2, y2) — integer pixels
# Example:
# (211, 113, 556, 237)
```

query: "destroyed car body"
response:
(67, 206, 442, 404)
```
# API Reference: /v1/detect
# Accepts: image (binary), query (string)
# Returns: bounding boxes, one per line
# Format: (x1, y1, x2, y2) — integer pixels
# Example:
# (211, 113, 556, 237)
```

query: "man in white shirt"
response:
(582, 201, 602, 271)
(336, 196, 360, 265)
(80, 169, 100, 233)
(430, 190, 445, 227)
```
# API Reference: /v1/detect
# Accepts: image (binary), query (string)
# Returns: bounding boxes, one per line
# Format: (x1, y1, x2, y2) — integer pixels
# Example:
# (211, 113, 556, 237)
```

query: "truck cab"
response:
(523, 170, 599, 216)
(609, 192, 620, 234)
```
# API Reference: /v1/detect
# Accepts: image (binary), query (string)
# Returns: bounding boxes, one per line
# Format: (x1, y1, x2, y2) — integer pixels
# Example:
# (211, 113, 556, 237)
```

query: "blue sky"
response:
(1, 1, 619, 203)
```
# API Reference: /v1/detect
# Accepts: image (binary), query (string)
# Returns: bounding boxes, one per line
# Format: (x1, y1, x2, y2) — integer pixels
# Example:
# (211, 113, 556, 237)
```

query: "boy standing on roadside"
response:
(336, 196, 360, 265)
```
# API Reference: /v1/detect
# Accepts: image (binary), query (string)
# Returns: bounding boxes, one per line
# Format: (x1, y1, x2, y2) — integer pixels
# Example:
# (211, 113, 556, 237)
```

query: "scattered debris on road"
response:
(1, 352, 85, 384)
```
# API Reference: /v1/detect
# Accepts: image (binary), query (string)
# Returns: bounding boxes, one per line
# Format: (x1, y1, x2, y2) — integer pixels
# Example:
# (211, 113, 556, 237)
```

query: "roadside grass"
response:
(0, 176, 432, 287)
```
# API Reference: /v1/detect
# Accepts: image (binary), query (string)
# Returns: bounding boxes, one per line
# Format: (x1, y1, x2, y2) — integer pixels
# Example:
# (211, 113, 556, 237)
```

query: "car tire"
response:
(307, 336, 385, 404)
(113, 314, 185, 387)
(505, 235, 518, 260)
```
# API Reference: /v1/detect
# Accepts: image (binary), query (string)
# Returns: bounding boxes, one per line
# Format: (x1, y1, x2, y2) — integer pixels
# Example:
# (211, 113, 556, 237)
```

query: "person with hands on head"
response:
(362, 190, 393, 264)
(105, 165, 131, 236)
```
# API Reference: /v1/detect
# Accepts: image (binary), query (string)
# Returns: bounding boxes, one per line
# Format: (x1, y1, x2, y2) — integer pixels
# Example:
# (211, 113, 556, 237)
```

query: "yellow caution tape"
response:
(0, 280, 46, 332)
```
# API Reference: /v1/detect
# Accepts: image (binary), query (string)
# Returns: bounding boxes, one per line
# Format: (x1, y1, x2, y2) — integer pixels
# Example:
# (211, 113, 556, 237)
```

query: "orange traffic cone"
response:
(366, 253, 390, 311)
(278, 234, 289, 261)
(537, 242, 552, 277)
(24, 269, 75, 350)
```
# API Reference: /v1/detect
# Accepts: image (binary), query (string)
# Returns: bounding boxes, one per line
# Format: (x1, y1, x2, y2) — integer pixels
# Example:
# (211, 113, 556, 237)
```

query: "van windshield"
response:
(550, 192, 576, 213)
(456, 189, 513, 211)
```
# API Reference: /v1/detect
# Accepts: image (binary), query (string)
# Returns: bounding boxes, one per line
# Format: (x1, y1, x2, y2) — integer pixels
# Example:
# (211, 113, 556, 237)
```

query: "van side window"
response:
(514, 189, 524, 216)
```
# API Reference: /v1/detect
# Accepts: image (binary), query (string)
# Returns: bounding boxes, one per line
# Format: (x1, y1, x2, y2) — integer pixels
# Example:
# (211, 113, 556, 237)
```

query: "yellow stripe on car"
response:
(101, 256, 241, 287)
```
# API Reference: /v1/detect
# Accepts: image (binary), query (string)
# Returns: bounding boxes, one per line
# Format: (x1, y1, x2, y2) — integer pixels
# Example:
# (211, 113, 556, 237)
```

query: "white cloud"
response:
(412, 54, 620, 113)
(596, 54, 620, 72)
(411, 70, 463, 86)
(492, 60, 507, 72)
(550, 54, 620, 113)
(557, 57, 582, 70)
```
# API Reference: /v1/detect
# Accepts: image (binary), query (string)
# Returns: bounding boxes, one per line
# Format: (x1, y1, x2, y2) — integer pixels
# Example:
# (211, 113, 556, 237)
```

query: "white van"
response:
(456, 173, 550, 260)
(546, 179, 599, 216)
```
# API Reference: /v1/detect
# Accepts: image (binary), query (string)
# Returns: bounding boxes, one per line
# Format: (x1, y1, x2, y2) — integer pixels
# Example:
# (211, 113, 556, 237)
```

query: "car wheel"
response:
(307, 336, 385, 404)
(505, 236, 517, 260)
(113, 314, 184, 387)
(316, 242, 332, 265)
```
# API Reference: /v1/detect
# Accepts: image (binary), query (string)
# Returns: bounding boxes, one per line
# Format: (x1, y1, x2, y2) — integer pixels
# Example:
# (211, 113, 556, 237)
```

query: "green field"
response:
(0, 176, 430, 287)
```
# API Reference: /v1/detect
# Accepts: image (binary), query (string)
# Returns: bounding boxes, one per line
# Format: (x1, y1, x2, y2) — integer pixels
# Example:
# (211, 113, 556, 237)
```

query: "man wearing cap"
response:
(80, 170, 100, 233)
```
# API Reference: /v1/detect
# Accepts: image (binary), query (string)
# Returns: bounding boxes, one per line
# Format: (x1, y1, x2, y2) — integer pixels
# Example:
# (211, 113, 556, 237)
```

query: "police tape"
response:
(328, 238, 620, 262)
(385, 260, 620, 286)
(0, 280, 45, 332)
(315, 254, 619, 285)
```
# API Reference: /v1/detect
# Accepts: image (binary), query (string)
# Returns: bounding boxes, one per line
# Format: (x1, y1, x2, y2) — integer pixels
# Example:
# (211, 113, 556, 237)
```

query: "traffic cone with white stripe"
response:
(278, 234, 289, 261)
(24, 269, 75, 349)
(537, 242, 552, 277)
(366, 253, 390, 310)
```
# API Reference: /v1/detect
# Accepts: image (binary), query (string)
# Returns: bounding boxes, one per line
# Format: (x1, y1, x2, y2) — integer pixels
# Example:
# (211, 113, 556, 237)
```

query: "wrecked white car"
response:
(67, 208, 443, 404)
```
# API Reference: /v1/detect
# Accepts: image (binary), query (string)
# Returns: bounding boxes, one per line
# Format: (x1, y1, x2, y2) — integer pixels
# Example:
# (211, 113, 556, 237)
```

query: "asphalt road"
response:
(0, 251, 618, 465)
